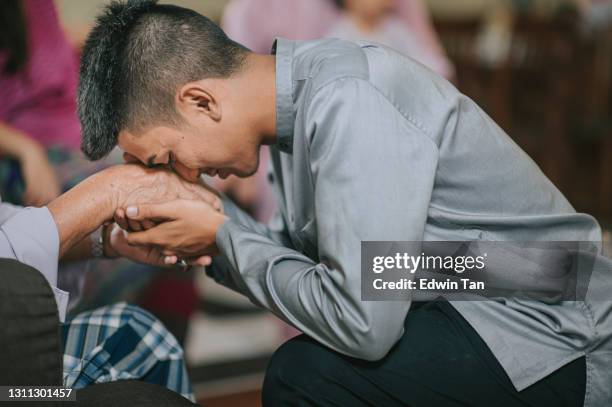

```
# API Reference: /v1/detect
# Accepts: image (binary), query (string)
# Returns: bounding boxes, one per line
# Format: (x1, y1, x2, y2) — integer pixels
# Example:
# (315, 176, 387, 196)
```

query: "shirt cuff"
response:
(207, 219, 245, 294)
(1, 206, 68, 322)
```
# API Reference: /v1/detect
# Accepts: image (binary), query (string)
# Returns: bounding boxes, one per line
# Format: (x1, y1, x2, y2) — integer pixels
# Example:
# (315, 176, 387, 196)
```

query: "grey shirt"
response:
(210, 38, 612, 406)
(0, 202, 68, 322)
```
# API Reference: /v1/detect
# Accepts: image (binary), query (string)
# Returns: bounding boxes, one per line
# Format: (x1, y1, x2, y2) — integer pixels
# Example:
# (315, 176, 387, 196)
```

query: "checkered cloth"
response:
(61, 302, 195, 402)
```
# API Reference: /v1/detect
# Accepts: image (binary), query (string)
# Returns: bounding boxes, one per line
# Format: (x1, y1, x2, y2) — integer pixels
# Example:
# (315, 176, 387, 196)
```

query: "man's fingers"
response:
(142, 219, 156, 229)
(193, 256, 212, 266)
(127, 218, 144, 232)
(125, 201, 179, 222)
(114, 208, 130, 231)
(210, 198, 221, 212)
(126, 227, 166, 247)
(164, 255, 178, 265)
(113, 209, 130, 230)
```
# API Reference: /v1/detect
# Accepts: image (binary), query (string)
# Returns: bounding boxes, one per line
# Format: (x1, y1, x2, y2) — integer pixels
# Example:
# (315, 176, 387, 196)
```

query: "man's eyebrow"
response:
(146, 154, 157, 167)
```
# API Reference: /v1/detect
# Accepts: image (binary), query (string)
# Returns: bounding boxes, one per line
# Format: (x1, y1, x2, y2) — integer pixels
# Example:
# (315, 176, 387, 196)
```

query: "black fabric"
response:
(262, 301, 586, 407)
(71, 380, 199, 407)
(0, 258, 62, 387)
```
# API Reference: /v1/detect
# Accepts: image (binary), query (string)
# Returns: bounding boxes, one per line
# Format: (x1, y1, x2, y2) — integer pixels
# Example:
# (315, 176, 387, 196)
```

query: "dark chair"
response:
(0, 258, 199, 406)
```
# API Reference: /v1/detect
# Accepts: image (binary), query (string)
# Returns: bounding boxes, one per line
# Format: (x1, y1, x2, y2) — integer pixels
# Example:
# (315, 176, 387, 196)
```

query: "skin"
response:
(117, 53, 278, 259)
(0, 123, 61, 206)
(46, 163, 222, 267)
(344, 0, 395, 32)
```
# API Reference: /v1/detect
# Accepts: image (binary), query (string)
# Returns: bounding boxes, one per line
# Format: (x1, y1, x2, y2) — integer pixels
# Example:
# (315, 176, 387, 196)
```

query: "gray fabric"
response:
(0, 204, 68, 321)
(210, 38, 612, 406)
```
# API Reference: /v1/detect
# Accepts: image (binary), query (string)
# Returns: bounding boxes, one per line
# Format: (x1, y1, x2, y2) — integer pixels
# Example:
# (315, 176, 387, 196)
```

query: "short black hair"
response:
(78, 0, 248, 160)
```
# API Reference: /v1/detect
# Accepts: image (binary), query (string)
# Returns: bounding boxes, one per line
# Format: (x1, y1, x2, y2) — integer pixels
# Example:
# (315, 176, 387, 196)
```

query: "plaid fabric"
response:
(61, 302, 195, 402)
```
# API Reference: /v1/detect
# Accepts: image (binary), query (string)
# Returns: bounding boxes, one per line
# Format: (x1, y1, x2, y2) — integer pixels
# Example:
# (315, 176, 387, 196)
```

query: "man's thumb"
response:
(125, 202, 175, 221)
(126, 206, 141, 219)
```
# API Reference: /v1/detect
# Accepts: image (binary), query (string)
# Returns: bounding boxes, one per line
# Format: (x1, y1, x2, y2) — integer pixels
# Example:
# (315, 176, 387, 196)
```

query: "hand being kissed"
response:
(107, 164, 227, 267)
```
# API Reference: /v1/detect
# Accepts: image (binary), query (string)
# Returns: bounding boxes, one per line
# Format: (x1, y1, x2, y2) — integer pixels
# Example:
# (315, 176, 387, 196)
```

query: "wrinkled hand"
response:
(109, 164, 222, 228)
(21, 147, 61, 206)
(122, 199, 228, 262)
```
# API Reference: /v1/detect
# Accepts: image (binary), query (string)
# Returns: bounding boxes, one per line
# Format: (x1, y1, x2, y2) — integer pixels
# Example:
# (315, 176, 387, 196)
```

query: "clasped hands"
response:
(104, 163, 228, 268)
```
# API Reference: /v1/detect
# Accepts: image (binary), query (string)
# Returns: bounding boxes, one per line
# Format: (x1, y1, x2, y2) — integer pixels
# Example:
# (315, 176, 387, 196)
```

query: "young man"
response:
(78, 1, 611, 406)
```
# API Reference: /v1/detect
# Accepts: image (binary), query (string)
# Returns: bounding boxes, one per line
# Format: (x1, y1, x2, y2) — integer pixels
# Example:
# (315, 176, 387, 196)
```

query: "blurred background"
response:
(1, 0, 611, 405)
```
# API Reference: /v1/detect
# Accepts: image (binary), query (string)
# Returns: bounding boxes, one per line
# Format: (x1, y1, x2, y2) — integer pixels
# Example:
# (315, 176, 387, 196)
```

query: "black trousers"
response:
(262, 301, 585, 407)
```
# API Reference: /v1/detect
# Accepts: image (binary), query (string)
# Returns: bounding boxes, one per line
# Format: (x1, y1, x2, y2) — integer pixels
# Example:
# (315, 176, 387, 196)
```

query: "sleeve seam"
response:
(308, 76, 438, 148)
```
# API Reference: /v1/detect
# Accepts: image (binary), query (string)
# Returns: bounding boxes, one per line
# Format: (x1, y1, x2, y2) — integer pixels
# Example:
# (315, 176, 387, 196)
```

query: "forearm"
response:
(0, 122, 42, 159)
(220, 194, 291, 247)
(213, 220, 409, 361)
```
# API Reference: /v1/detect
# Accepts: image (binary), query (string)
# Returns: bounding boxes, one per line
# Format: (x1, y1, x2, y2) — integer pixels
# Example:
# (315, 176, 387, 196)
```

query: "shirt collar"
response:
(272, 38, 294, 154)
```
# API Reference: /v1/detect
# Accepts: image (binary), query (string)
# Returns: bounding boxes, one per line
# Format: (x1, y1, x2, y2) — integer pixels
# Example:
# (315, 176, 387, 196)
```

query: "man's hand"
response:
(48, 163, 222, 257)
(122, 199, 228, 260)
(104, 222, 171, 267)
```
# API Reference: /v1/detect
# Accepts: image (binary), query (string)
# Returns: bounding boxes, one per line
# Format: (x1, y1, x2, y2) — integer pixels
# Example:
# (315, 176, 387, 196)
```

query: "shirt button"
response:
(267, 173, 274, 183)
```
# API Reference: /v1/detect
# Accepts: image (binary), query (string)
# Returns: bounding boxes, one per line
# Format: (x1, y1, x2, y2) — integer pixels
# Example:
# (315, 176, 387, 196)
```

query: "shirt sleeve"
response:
(0, 205, 68, 322)
(213, 78, 439, 360)
(0, 201, 22, 224)
(207, 194, 292, 292)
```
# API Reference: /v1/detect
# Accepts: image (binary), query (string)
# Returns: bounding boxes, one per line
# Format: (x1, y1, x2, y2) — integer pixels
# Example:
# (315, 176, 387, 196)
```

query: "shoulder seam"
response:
(309, 76, 436, 144)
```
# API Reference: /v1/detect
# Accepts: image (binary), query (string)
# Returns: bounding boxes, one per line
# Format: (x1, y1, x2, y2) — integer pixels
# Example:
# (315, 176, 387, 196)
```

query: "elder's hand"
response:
(107, 164, 222, 231)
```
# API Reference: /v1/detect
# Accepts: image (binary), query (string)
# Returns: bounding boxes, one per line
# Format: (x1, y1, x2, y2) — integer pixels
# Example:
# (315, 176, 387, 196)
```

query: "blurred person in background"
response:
(0, 0, 199, 344)
(0, 0, 113, 206)
(328, 0, 454, 78)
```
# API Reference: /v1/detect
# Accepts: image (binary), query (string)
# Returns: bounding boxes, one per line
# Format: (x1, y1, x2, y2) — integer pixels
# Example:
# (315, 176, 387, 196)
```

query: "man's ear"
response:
(177, 81, 222, 122)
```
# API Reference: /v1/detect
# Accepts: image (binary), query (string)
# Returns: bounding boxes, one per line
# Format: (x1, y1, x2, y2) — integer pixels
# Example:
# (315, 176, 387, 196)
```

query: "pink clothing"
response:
(221, 0, 339, 53)
(221, 0, 453, 78)
(327, 15, 453, 77)
(0, 0, 81, 150)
